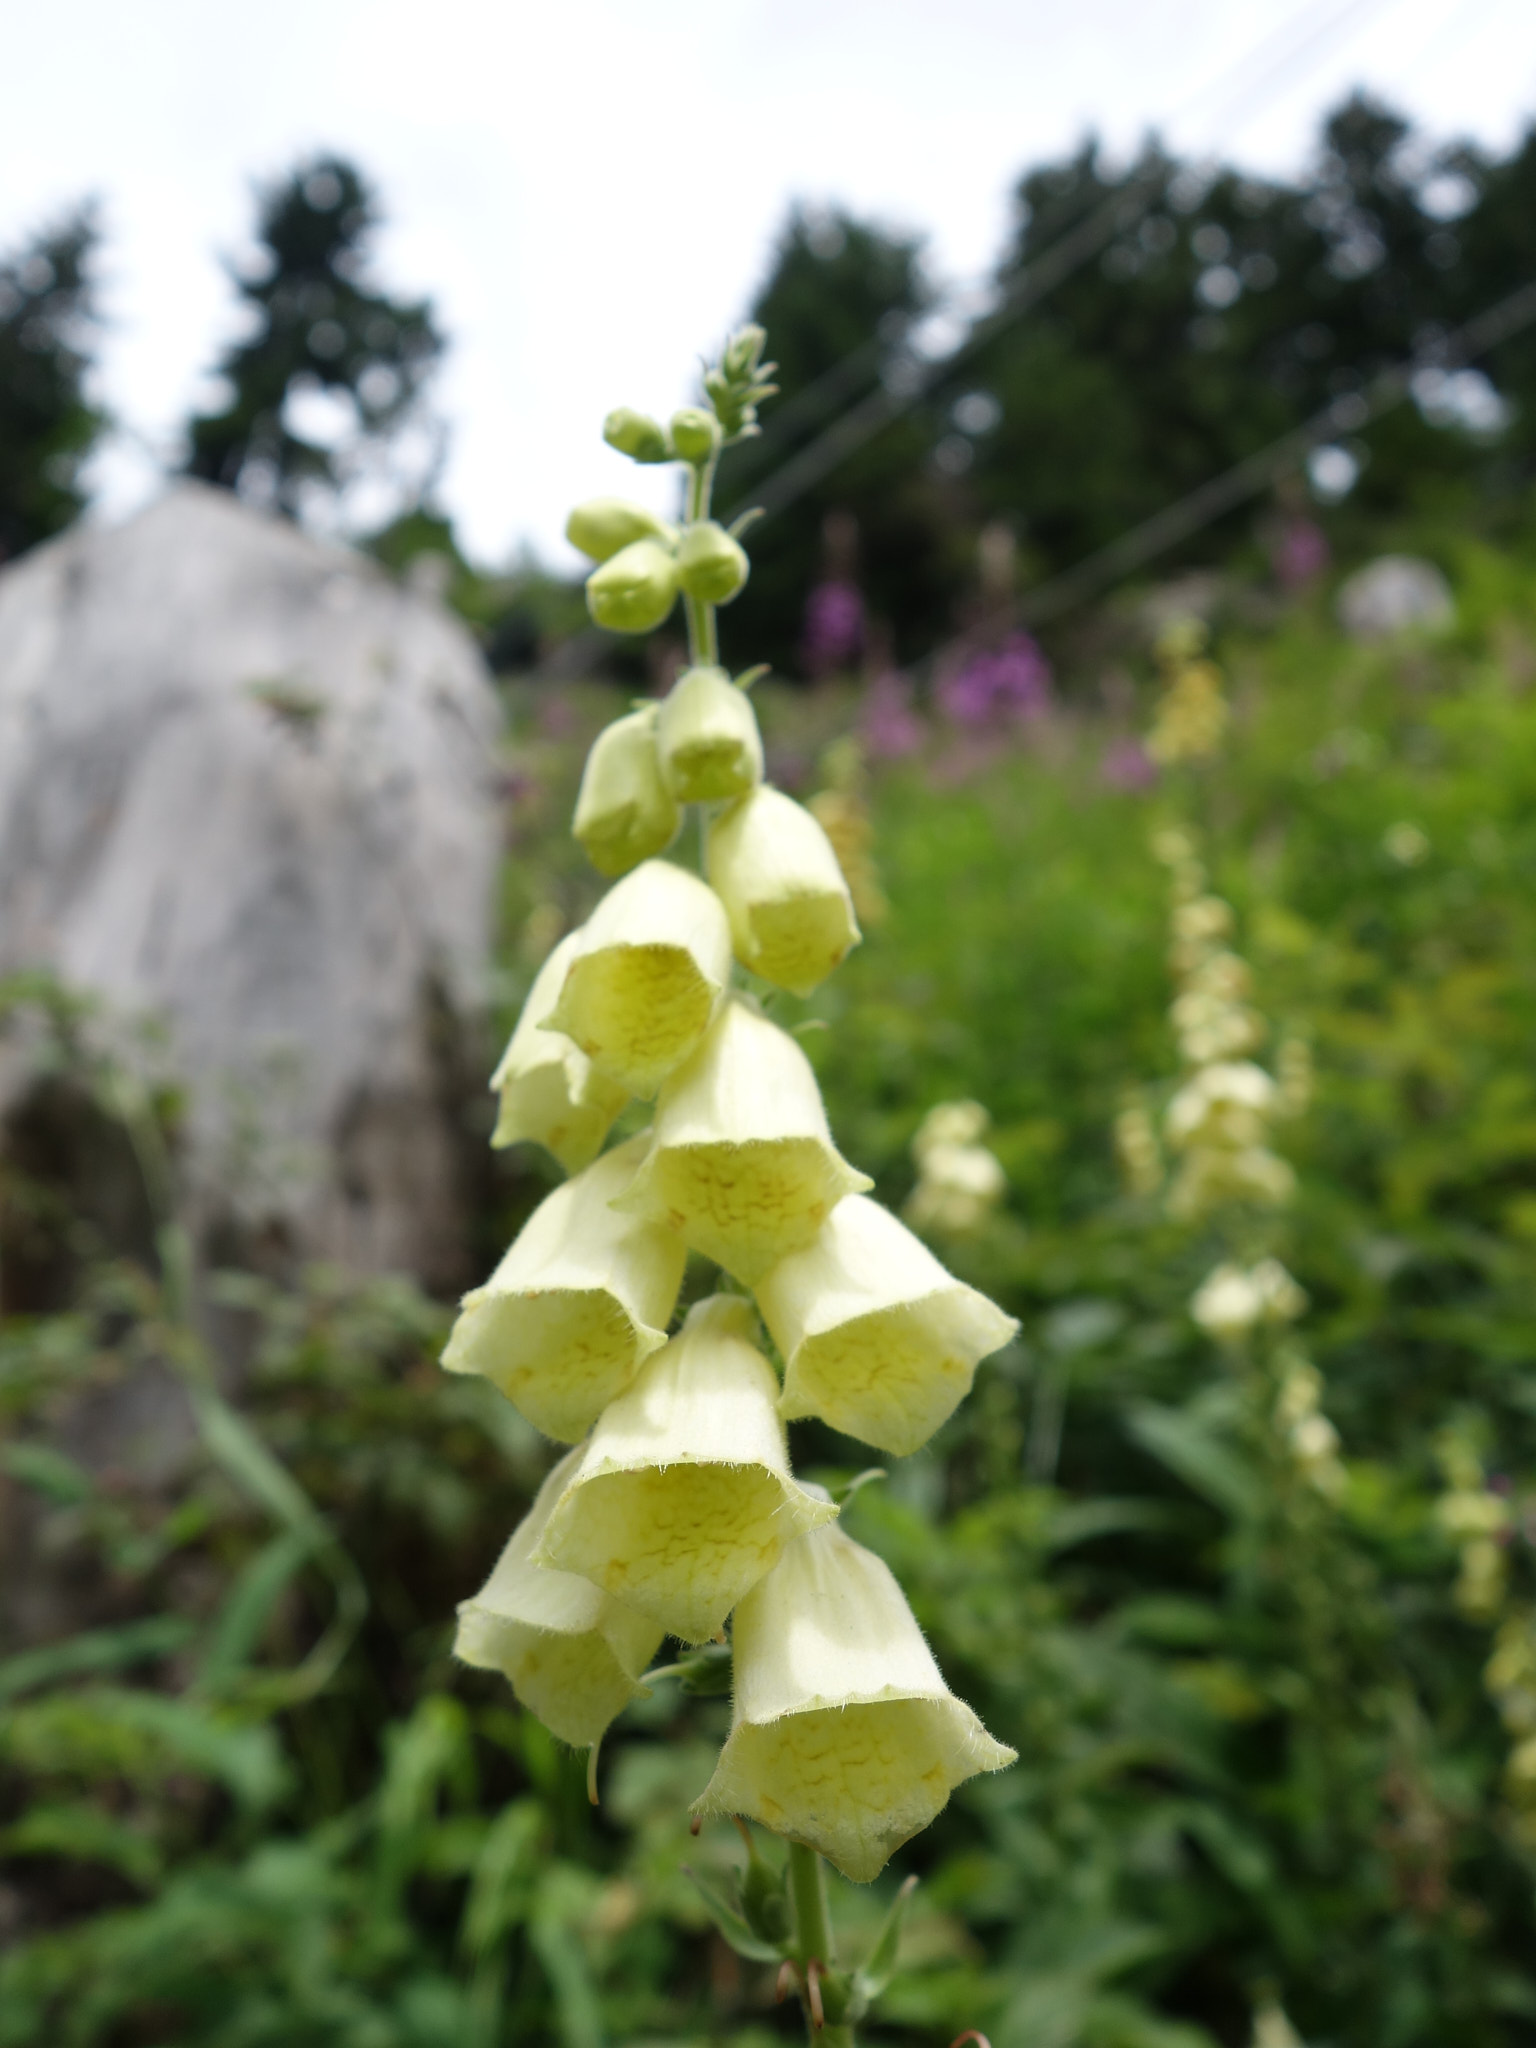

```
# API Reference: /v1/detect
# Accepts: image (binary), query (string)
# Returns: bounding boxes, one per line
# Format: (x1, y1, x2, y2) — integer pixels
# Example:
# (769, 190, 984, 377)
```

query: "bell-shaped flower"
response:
(586, 537, 680, 634)
(694, 1517, 1016, 1883)
(572, 704, 680, 878)
(490, 932, 629, 1173)
(440, 1133, 685, 1442)
(544, 859, 732, 1098)
(614, 997, 871, 1282)
(536, 1295, 837, 1644)
(756, 1194, 1018, 1455)
(706, 786, 861, 996)
(676, 520, 749, 605)
(656, 665, 763, 803)
(566, 497, 675, 562)
(456, 1446, 664, 1749)
(1164, 1060, 1277, 1150)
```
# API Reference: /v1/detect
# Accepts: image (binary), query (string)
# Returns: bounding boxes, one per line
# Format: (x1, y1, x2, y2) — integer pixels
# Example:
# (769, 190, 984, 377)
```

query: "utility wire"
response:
(895, 272, 1536, 666)
(531, 0, 1402, 680)
(718, 0, 1403, 525)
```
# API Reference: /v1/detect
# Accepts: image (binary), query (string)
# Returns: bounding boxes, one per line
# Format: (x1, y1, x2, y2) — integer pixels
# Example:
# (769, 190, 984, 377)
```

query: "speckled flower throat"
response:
(443, 329, 1016, 2042)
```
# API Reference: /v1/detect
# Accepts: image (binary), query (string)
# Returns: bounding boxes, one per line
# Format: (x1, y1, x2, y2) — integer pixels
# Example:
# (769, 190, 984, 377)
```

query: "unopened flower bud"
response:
(455, 1445, 664, 1749)
(757, 1194, 1018, 1455)
(537, 1296, 836, 1645)
(706, 786, 861, 996)
(490, 932, 628, 1173)
(670, 406, 721, 463)
(656, 665, 763, 803)
(566, 497, 675, 563)
(676, 521, 749, 606)
(694, 1517, 1016, 1882)
(586, 537, 680, 635)
(603, 407, 671, 463)
(573, 704, 680, 877)
(441, 1132, 685, 1442)
(545, 859, 732, 1098)
(615, 996, 871, 1282)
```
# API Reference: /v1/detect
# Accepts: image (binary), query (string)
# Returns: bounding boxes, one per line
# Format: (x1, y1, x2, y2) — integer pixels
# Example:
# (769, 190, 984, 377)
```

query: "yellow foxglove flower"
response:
(706, 785, 861, 997)
(676, 519, 749, 604)
(490, 932, 629, 1173)
(544, 859, 732, 1098)
(695, 1517, 1016, 1882)
(614, 996, 871, 1282)
(456, 1446, 664, 1749)
(656, 665, 763, 803)
(566, 497, 675, 563)
(586, 536, 680, 634)
(440, 1133, 685, 1442)
(536, 1295, 836, 1644)
(757, 1194, 1018, 1455)
(572, 704, 680, 878)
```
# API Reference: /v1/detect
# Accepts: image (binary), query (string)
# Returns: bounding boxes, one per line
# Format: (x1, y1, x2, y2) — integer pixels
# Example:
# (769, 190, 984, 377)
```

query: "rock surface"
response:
(0, 484, 503, 1291)
(1336, 554, 1455, 641)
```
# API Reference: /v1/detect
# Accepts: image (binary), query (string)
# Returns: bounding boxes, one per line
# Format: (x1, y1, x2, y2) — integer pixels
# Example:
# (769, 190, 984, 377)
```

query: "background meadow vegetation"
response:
(6, 534, 1536, 2046)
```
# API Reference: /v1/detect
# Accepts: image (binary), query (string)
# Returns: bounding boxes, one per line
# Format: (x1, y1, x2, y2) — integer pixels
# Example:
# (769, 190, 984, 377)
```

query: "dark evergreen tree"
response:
(960, 95, 1503, 581)
(716, 206, 965, 676)
(0, 209, 103, 565)
(186, 156, 442, 524)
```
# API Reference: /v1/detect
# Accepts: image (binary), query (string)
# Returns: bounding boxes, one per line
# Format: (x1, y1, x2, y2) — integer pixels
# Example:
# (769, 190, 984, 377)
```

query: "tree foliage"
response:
(0, 209, 103, 566)
(185, 155, 443, 528)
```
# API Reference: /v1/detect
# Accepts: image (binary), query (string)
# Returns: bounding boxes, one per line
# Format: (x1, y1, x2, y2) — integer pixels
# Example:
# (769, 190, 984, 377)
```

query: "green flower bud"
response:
(573, 704, 681, 877)
(586, 537, 680, 635)
(676, 521, 749, 605)
(566, 497, 674, 563)
(656, 665, 763, 804)
(670, 406, 721, 463)
(603, 407, 671, 463)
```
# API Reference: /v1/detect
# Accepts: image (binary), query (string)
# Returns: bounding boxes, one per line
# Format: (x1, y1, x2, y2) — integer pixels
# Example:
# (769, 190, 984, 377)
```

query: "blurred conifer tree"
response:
(0, 209, 103, 565)
(185, 155, 443, 527)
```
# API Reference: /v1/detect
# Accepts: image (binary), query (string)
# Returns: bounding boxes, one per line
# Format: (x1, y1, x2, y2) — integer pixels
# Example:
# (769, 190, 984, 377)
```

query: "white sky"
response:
(4, 0, 1535, 569)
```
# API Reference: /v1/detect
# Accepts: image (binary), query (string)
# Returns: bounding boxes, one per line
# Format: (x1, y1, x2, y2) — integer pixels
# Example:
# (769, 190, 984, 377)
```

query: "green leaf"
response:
(197, 1527, 314, 1691)
(1125, 1400, 1257, 1518)
(683, 1864, 785, 1963)
(852, 1873, 919, 2007)
(0, 1799, 162, 1886)
(1, 1441, 92, 1504)
(0, 1616, 196, 1702)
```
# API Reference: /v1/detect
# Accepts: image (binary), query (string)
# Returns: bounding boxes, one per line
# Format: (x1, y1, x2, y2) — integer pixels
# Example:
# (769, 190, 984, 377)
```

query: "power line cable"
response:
(718, 0, 1404, 525)
(531, 0, 1403, 679)
(897, 271, 1536, 667)
(733, 0, 1396, 472)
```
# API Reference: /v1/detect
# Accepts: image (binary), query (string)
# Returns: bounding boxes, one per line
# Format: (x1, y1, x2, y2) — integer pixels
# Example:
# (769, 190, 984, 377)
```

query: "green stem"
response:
(683, 455, 719, 668)
(786, 1842, 854, 2045)
(787, 1840, 834, 1967)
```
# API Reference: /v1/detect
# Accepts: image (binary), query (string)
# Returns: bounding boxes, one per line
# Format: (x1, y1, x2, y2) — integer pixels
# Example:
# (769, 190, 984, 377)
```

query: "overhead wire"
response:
(896, 271, 1536, 667)
(529, 0, 1421, 680)
(717, 0, 1405, 526)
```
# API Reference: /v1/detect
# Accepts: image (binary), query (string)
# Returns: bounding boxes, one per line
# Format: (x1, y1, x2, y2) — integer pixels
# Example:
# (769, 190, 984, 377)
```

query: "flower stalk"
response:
(445, 327, 1016, 2044)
